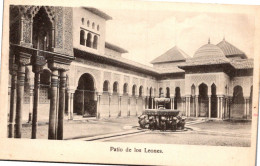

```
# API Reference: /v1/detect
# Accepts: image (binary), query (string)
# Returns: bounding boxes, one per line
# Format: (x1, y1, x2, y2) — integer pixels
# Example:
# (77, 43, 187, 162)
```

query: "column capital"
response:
(96, 92, 103, 96)
(244, 96, 250, 100)
(16, 52, 32, 66)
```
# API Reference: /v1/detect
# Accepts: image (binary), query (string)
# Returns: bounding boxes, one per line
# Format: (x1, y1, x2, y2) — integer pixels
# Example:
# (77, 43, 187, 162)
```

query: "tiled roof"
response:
(194, 43, 225, 58)
(180, 56, 230, 67)
(157, 67, 184, 74)
(151, 46, 190, 64)
(217, 39, 246, 58)
(230, 59, 254, 69)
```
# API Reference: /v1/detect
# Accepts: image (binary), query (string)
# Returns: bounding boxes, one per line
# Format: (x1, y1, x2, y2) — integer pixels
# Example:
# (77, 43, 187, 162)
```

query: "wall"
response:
(73, 7, 106, 55)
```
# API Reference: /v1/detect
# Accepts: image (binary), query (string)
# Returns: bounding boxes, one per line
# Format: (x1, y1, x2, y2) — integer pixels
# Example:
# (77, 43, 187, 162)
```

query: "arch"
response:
(139, 86, 143, 97)
(32, 7, 53, 52)
(211, 83, 217, 118)
(80, 30, 85, 45)
(166, 87, 170, 98)
(74, 73, 96, 117)
(103, 80, 110, 92)
(75, 72, 97, 91)
(93, 35, 98, 49)
(132, 85, 137, 96)
(198, 83, 208, 117)
(159, 87, 163, 97)
(29, 6, 55, 23)
(231, 85, 244, 119)
(165, 87, 170, 109)
(123, 83, 128, 94)
(191, 84, 195, 96)
(113, 82, 119, 93)
(174, 87, 181, 109)
(86, 33, 92, 47)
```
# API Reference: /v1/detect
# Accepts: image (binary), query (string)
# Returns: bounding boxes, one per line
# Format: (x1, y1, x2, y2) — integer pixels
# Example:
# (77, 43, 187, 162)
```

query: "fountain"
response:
(138, 93, 186, 131)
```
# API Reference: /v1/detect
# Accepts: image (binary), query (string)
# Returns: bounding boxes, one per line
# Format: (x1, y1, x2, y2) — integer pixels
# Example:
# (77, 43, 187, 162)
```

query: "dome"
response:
(194, 43, 225, 58)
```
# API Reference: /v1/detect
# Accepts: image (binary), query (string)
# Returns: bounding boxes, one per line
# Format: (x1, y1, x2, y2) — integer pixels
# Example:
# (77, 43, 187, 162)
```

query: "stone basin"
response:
(144, 109, 180, 117)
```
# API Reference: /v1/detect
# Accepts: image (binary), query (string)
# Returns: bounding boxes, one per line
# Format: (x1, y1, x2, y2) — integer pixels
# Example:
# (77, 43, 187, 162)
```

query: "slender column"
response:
(247, 98, 250, 119)
(118, 95, 122, 117)
(217, 97, 220, 118)
(145, 97, 148, 109)
(28, 86, 33, 123)
(151, 97, 154, 109)
(192, 96, 195, 117)
(142, 97, 145, 112)
(220, 97, 223, 119)
(14, 64, 26, 138)
(31, 73, 40, 139)
(48, 69, 59, 140)
(108, 93, 112, 117)
(8, 73, 17, 138)
(70, 93, 74, 120)
(57, 71, 66, 140)
(135, 96, 138, 116)
(51, 26, 55, 50)
(128, 96, 131, 116)
(208, 96, 211, 119)
(225, 98, 228, 119)
(182, 97, 185, 115)
(185, 97, 188, 116)
(67, 92, 71, 120)
(96, 93, 102, 119)
(195, 95, 199, 117)
(188, 97, 191, 117)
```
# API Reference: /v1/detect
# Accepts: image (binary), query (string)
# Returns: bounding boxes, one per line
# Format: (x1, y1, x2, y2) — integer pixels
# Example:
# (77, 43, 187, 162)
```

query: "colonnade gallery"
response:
(8, 6, 253, 139)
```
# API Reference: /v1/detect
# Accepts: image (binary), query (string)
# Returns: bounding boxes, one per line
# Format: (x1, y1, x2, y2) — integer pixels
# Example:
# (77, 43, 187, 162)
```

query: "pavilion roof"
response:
(151, 46, 190, 64)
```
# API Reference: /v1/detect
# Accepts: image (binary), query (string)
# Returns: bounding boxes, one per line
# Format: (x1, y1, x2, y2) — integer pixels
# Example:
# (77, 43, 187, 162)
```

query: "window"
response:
(93, 35, 98, 49)
(103, 81, 109, 92)
(86, 33, 92, 47)
(87, 20, 90, 27)
(92, 22, 95, 29)
(80, 30, 85, 45)
(81, 18, 84, 25)
(97, 25, 99, 31)
(113, 82, 118, 93)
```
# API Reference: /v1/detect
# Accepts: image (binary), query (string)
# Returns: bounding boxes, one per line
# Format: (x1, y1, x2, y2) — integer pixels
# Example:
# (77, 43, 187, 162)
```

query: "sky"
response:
(101, 5, 255, 66)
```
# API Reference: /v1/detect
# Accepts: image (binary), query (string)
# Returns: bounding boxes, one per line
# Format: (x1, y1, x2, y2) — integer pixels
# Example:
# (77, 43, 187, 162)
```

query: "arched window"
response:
(97, 25, 99, 31)
(80, 30, 85, 45)
(92, 22, 95, 29)
(139, 86, 143, 97)
(132, 85, 136, 96)
(123, 83, 128, 94)
(166, 87, 170, 98)
(103, 81, 109, 92)
(93, 35, 98, 49)
(159, 87, 163, 97)
(113, 82, 118, 93)
(86, 33, 92, 47)
(81, 18, 84, 25)
(87, 20, 90, 27)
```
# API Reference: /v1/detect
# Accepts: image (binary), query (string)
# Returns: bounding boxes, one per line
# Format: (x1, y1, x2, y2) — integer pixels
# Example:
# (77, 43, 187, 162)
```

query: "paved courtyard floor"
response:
(19, 116, 251, 147)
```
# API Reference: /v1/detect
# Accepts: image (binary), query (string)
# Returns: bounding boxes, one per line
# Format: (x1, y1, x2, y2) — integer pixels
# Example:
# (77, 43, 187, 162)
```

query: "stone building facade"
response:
(8, 6, 253, 139)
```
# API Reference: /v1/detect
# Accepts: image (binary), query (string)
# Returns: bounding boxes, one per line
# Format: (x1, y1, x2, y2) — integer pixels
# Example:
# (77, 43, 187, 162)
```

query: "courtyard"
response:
(19, 117, 251, 147)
